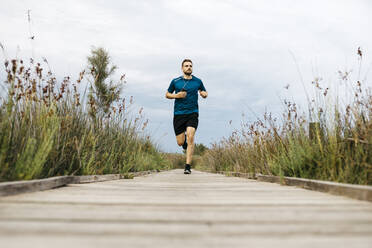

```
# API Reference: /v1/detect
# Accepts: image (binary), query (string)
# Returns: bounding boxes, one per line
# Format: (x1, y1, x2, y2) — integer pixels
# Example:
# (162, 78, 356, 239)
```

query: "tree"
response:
(87, 47, 122, 114)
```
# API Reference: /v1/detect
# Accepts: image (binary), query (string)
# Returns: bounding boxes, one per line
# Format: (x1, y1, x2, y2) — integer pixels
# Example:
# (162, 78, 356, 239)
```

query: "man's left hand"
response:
(199, 91, 208, 98)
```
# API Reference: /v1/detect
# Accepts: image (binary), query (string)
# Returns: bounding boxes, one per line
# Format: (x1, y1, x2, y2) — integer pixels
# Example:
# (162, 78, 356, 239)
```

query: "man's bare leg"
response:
(176, 132, 186, 147)
(186, 126, 196, 165)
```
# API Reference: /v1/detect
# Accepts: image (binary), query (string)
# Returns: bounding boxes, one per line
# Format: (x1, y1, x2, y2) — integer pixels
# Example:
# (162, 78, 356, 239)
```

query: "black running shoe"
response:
(184, 164, 191, 174)
(182, 135, 188, 150)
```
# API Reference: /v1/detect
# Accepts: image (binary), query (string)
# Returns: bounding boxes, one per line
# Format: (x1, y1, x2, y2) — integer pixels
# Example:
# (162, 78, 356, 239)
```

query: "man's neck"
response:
(183, 74, 192, 80)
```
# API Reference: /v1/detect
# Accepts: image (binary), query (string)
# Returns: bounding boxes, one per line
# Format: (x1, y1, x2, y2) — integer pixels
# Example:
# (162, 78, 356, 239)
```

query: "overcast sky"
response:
(1, 0, 372, 152)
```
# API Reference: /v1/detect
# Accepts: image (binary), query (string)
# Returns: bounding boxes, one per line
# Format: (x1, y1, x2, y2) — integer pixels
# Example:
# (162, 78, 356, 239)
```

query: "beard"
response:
(184, 71, 192, 76)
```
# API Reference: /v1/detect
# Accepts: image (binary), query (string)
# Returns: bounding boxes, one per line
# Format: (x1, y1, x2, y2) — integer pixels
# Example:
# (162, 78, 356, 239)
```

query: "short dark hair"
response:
(182, 59, 192, 67)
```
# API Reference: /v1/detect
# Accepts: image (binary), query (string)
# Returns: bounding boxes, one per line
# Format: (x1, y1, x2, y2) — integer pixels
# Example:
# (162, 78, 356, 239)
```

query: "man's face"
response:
(182, 62, 193, 76)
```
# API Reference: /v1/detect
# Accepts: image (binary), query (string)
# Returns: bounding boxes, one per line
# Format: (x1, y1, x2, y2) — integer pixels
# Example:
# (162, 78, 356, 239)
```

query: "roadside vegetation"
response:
(197, 48, 372, 185)
(0, 47, 171, 182)
(166, 143, 209, 169)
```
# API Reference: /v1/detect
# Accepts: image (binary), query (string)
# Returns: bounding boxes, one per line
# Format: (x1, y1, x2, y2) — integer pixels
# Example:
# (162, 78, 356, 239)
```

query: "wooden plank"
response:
(74, 174, 122, 184)
(0, 176, 74, 197)
(256, 174, 372, 202)
(0, 170, 164, 196)
(215, 170, 256, 179)
(0, 169, 371, 248)
(206, 170, 372, 202)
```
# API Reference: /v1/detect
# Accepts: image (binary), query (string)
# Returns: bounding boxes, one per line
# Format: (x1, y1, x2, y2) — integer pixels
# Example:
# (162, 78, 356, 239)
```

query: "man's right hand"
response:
(176, 91, 187, 98)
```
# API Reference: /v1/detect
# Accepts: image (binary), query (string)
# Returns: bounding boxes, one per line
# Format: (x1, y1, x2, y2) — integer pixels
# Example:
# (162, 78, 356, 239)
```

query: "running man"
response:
(165, 59, 208, 174)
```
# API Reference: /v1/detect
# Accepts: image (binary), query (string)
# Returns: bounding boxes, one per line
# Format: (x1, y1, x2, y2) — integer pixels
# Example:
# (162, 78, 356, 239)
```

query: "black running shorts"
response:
(173, 112, 199, 135)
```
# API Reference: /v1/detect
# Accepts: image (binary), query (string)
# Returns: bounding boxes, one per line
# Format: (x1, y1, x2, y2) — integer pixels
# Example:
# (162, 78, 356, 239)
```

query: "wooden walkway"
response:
(0, 169, 371, 248)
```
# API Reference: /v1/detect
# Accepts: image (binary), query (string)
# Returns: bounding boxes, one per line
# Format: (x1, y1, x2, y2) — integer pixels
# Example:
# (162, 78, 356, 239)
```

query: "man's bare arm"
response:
(165, 91, 187, 99)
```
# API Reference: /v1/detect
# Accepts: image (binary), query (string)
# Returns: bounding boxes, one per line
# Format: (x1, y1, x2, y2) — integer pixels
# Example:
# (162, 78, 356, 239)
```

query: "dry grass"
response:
(0, 58, 171, 181)
(198, 48, 372, 185)
(162, 153, 185, 169)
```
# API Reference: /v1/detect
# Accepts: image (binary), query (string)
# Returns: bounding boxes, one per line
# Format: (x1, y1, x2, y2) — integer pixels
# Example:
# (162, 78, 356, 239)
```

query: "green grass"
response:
(0, 58, 171, 182)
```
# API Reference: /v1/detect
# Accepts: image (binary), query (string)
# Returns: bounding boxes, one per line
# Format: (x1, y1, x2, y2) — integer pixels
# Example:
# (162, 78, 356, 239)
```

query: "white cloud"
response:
(1, 0, 371, 152)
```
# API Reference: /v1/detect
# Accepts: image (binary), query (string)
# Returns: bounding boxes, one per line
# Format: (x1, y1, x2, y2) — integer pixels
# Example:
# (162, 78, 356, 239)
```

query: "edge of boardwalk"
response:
(212, 170, 372, 202)
(0, 170, 165, 197)
(2, 169, 371, 202)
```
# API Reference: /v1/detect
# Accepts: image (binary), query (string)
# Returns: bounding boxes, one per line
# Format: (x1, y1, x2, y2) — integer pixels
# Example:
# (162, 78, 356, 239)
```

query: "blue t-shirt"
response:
(167, 75, 206, 115)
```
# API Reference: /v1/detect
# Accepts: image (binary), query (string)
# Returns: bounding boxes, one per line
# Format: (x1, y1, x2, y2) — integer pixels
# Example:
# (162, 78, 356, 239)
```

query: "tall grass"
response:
(198, 49, 372, 185)
(0, 58, 171, 182)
